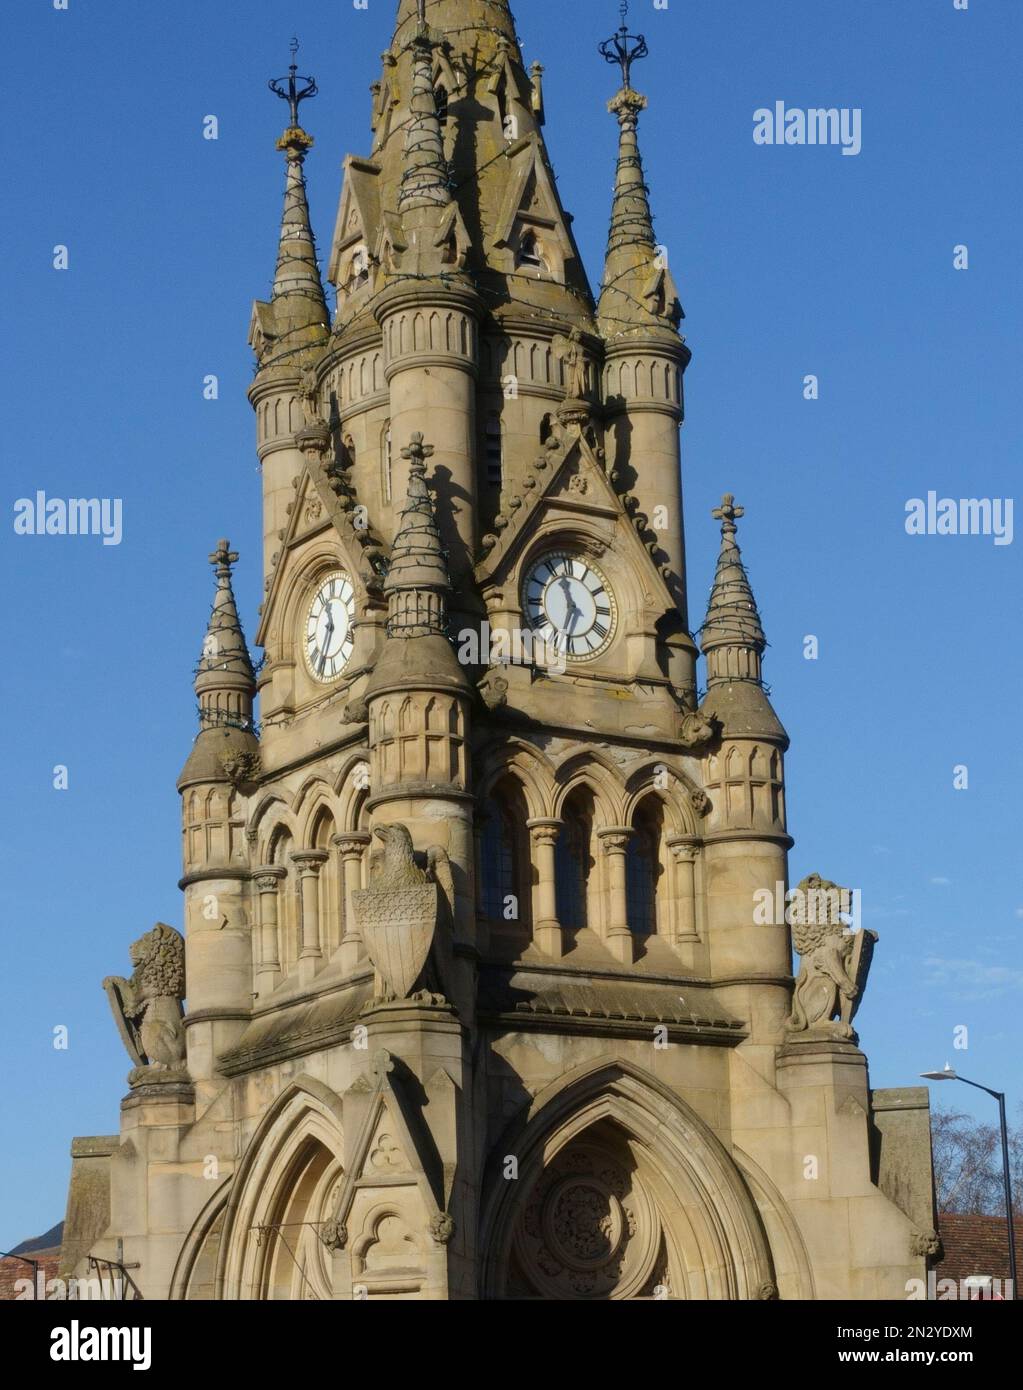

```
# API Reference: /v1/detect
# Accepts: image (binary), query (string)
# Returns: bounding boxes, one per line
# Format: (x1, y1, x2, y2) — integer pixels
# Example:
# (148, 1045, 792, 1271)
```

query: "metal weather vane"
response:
(598, 1, 649, 91)
(269, 36, 318, 127)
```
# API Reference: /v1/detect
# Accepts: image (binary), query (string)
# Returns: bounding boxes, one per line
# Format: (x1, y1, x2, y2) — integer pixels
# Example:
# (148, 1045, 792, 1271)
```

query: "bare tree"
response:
(932, 1105, 1022, 1216)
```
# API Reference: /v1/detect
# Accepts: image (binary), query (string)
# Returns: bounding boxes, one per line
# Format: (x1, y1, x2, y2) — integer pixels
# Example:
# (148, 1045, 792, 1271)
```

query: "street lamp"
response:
(921, 1064, 1017, 1300)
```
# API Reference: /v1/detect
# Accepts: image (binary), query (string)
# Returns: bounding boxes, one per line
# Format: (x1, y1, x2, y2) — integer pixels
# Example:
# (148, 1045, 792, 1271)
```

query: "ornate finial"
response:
(209, 538, 239, 578)
(712, 494, 745, 539)
(269, 37, 318, 128)
(599, 1, 649, 92)
(401, 432, 435, 480)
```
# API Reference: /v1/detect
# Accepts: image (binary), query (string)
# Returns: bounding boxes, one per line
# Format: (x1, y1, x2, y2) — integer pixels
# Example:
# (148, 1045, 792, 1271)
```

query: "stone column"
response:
(291, 851, 329, 986)
(253, 867, 286, 998)
(333, 832, 371, 975)
(667, 836, 701, 972)
(528, 818, 563, 958)
(598, 827, 634, 965)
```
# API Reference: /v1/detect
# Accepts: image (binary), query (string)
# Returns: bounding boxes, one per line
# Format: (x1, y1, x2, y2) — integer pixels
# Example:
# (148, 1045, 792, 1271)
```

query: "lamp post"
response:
(921, 1065, 1017, 1299)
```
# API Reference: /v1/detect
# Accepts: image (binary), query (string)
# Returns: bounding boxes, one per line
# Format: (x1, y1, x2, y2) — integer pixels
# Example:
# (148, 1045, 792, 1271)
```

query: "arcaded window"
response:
(479, 779, 531, 931)
(556, 788, 594, 932)
(626, 798, 664, 936)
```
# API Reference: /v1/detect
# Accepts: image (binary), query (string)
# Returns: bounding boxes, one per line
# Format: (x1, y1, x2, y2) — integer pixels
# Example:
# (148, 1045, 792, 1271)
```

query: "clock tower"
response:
(62, 0, 936, 1301)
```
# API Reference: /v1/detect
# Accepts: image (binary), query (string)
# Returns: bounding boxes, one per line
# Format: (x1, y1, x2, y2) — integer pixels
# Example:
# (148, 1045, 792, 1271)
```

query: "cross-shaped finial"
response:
(401, 431, 435, 478)
(209, 539, 239, 577)
(269, 38, 318, 128)
(712, 494, 745, 538)
(599, 1, 649, 91)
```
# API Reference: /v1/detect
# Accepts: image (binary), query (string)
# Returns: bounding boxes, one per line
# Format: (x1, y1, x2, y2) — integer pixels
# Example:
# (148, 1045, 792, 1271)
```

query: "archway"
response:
(481, 1059, 776, 1300)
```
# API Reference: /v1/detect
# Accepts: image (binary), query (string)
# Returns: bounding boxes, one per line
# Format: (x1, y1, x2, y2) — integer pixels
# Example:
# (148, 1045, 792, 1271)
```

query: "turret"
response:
(596, 12, 695, 700)
(697, 498, 791, 1029)
(177, 542, 260, 1089)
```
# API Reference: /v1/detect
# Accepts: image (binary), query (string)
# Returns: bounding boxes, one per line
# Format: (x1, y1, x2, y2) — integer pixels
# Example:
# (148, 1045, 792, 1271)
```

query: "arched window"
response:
(435, 84, 449, 127)
(626, 798, 664, 937)
(479, 780, 530, 931)
(485, 412, 503, 489)
(556, 789, 594, 932)
(518, 231, 545, 271)
(349, 246, 369, 290)
(540, 413, 554, 445)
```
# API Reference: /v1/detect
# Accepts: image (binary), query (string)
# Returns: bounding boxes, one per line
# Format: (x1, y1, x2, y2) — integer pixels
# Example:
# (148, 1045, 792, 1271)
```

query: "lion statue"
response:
(103, 923, 187, 1078)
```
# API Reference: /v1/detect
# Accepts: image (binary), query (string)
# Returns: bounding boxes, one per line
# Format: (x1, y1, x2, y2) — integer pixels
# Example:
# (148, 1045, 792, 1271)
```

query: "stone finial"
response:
(712, 493, 745, 541)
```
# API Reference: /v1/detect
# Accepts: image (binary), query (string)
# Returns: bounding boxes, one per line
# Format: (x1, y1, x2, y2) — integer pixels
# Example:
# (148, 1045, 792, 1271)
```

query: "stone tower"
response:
(62, 0, 936, 1301)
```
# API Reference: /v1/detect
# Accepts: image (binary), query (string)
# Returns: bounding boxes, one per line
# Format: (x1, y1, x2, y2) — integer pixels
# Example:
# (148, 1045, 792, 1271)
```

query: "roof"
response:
(0, 1248, 60, 1301)
(935, 1212, 1023, 1286)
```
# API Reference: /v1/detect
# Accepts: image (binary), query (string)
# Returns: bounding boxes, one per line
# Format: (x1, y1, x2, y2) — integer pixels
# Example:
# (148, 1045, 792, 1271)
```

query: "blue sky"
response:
(1, 0, 1020, 1249)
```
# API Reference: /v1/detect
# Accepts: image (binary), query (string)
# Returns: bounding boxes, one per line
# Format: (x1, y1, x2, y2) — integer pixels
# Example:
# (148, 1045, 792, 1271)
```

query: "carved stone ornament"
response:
(103, 923, 188, 1085)
(352, 824, 443, 1001)
(219, 749, 261, 789)
(319, 1218, 348, 1253)
(478, 669, 509, 712)
(910, 1229, 942, 1259)
(786, 874, 878, 1041)
(689, 788, 712, 817)
(514, 1142, 660, 1300)
(678, 710, 717, 749)
(429, 1213, 456, 1245)
(342, 694, 369, 726)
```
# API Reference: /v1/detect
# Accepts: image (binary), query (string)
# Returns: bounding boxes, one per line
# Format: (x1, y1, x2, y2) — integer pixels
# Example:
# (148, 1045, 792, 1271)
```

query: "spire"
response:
(384, 434, 452, 637)
(255, 42, 329, 362)
(596, 6, 682, 337)
(195, 540, 257, 730)
(397, 20, 450, 213)
(700, 496, 766, 688)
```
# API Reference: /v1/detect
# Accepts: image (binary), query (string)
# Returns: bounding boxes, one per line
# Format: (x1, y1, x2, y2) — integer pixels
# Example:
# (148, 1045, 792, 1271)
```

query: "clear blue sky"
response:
(1, 0, 1020, 1249)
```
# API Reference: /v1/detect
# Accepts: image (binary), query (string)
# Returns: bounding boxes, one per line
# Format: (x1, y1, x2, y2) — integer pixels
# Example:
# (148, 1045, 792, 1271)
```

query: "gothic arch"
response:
(333, 750, 372, 832)
(170, 1178, 232, 1301)
(551, 748, 625, 825)
(623, 764, 699, 838)
(477, 737, 554, 822)
(480, 1058, 776, 1301)
(216, 1077, 345, 1300)
(294, 777, 337, 844)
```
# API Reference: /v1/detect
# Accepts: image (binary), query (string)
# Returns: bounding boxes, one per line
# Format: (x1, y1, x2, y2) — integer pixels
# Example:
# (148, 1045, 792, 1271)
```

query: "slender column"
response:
(667, 836, 701, 971)
(667, 837, 700, 943)
(253, 867, 286, 997)
(598, 827, 634, 965)
(291, 850, 329, 985)
(528, 818, 563, 958)
(333, 832, 372, 975)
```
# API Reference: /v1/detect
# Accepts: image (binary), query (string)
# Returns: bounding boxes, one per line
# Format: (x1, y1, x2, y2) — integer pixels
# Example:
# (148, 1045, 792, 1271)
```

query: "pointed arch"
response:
(480, 1057, 775, 1301)
(216, 1076, 345, 1301)
(477, 737, 554, 822)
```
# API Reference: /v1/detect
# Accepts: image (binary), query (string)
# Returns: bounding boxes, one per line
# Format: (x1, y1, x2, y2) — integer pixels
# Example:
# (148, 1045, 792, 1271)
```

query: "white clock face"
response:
(305, 571, 355, 682)
(522, 551, 617, 660)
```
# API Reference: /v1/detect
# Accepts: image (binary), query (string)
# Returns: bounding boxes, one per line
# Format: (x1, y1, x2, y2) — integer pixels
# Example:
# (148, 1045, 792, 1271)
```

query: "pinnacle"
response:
(700, 495, 766, 679)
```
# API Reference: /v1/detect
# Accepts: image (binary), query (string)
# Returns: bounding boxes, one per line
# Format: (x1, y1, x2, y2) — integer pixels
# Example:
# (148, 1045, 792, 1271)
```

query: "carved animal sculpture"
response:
(372, 823, 429, 888)
(787, 875, 859, 1036)
(103, 923, 187, 1072)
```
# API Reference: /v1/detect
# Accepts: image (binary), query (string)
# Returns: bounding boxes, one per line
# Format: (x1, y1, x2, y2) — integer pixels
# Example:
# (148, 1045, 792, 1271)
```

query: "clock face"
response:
(522, 551, 617, 660)
(304, 571, 355, 682)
